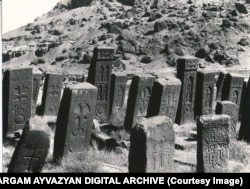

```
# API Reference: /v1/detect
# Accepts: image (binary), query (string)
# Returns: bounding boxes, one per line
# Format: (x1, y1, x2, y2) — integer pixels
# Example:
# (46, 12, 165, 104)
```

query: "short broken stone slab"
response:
(129, 116, 175, 173)
(8, 129, 50, 173)
(197, 114, 230, 173)
(216, 101, 239, 140)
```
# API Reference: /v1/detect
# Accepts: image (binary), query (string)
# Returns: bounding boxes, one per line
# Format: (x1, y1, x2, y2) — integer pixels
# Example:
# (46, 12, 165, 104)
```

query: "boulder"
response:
(141, 56, 152, 63)
(235, 3, 248, 14)
(195, 46, 210, 58)
(238, 38, 249, 46)
(119, 29, 137, 41)
(221, 19, 232, 28)
(154, 20, 167, 32)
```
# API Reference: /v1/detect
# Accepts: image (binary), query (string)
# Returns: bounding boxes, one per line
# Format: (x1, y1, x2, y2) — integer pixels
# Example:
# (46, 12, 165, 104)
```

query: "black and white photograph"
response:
(2, 0, 250, 178)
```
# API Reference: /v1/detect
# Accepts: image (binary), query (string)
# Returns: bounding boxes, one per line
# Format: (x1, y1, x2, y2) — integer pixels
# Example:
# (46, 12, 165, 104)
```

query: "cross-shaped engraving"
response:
(152, 141, 171, 170)
(48, 85, 60, 98)
(24, 148, 42, 172)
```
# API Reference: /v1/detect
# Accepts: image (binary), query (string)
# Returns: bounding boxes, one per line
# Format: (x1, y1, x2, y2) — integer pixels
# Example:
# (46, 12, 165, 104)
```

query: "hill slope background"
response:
(3, 0, 250, 77)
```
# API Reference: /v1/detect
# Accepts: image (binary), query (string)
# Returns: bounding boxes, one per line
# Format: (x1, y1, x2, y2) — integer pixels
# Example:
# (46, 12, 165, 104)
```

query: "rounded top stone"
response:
(199, 114, 231, 125)
(67, 82, 97, 90)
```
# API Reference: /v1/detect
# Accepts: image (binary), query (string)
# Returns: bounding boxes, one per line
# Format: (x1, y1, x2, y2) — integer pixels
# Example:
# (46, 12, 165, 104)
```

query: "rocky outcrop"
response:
(59, 0, 93, 9)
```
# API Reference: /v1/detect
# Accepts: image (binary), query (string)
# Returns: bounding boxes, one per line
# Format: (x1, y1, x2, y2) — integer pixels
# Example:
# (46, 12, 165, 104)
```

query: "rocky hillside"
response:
(2, 0, 250, 76)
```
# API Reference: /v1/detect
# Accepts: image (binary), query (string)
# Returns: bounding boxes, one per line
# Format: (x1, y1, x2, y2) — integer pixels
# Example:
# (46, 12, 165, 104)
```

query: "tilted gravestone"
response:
(216, 101, 239, 140)
(109, 72, 128, 126)
(222, 73, 244, 109)
(125, 74, 155, 130)
(197, 114, 230, 173)
(147, 76, 181, 123)
(8, 121, 50, 173)
(87, 47, 114, 123)
(54, 83, 97, 162)
(3, 68, 33, 136)
(129, 116, 175, 173)
(195, 70, 215, 117)
(31, 73, 42, 117)
(41, 73, 64, 116)
(216, 72, 227, 101)
(176, 56, 198, 124)
(239, 77, 250, 142)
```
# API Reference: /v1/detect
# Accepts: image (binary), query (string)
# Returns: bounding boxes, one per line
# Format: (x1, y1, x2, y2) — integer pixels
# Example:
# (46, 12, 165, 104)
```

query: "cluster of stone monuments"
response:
(2, 47, 250, 173)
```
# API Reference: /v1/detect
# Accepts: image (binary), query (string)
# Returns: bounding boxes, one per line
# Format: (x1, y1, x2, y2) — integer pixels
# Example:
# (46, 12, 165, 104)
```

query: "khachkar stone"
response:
(176, 56, 198, 124)
(41, 73, 64, 116)
(239, 77, 250, 142)
(222, 73, 244, 108)
(147, 76, 181, 123)
(31, 73, 42, 117)
(3, 68, 33, 136)
(87, 47, 114, 122)
(54, 83, 97, 162)
(8, 121, 50, 173)
(125, 74, 155, 130)
(216, 72, 227, 101)
(216, 101, 239, 140)
(195, 70, 215, 117)
(109, 72, 128, 125)
(197, 114, 230, 173)
(129, 116, 175, 173)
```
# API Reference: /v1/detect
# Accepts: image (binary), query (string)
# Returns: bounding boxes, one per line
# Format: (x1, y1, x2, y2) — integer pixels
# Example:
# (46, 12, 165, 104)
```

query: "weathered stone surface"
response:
(197, 114, 230, 173)
(222, 73, 244, 110)
(87, 47, 113, 123)
(3, 68, 33, 136)
(176, 56, 198, 124)
(31, 73, 42, 117)
(216, 101, 239, 140)
(148, 76, 181, 123)
(125, 74, 155, 130)
(110, 73, 128, 126)
(41, 73, 64, 116)
(54, 83, 97, 162)
(195, 70, 215, 117)
(8, 123, 50, 173)
(129, 116, 175, 173)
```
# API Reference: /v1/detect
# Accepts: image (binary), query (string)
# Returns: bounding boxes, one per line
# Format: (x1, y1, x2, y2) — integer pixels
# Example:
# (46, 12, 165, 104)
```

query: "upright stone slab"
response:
(41, 73, 64, 116)
(129, 116, 175, 173)
(54, 83, 97, 161)
(239, 77, 250, 142)
(3, 68, 33, 136)
(87, 47, 114, 123)
(239, 80, 247, 121)
(31, 73, 42, 117)
(197, 114, 230, 173)
(125, 74, 155, 130)
(195, 71, 215, 117)
(109, 72, 128, 125)
(176, 56, 198, 124)
(216, 101, 239, 140)
(8, 124, 50, 173)
(216, 72, 227, 101)
(222, 73, 244, 108)
(147, 76, 181, 123)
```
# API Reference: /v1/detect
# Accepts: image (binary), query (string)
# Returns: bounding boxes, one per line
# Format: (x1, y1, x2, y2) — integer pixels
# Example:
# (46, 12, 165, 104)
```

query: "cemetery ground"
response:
(3, 0, 250, 173)
(3, 120, 250, 173)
